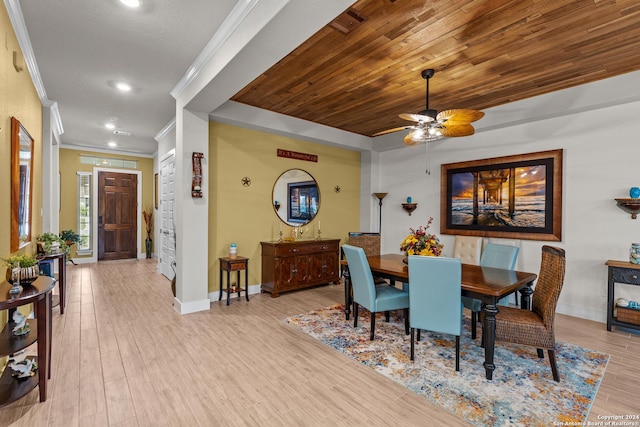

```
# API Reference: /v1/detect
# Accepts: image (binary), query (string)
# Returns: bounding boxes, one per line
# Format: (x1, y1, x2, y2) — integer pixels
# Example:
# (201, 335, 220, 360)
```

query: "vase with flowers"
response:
(400, 217, 444, 262)
(143, 209, 153, 259)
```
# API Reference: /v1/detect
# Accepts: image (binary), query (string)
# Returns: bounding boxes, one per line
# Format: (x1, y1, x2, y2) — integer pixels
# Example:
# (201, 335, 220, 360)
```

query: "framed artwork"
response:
(440, 149, 563, 241)
(288, 180, 319, 223)
(154, 173, 159, 209)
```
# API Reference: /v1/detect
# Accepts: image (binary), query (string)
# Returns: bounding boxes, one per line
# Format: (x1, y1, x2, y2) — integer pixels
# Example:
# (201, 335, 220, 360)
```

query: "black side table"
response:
(219, 256, 249, 306)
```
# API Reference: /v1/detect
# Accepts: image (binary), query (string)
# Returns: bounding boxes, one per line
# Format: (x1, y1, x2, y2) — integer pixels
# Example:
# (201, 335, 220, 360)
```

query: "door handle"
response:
(98, 216, 103, 225)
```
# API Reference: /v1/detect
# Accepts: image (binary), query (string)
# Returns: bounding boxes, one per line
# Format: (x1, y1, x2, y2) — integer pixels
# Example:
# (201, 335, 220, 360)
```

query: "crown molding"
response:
(155, 117, 176, 141)
(5, 0, 64, 137)
(170, 0, 260, 99)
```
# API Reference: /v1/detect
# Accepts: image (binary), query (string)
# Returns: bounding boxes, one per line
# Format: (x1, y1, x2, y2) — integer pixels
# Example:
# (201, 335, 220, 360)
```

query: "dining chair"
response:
(463, 243, 520, 339)
(346, 232, 389, 286)
(453, 236, 483, 265)
(342, 244, 410, 340)
(488, 245, 566, 381)
(407, 255, 462, 371)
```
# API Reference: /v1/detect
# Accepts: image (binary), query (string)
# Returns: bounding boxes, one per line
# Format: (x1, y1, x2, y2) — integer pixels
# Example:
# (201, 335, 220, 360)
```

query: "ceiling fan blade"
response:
(440, 123, 476, 137)
(403, 133, 423, 146)
(399, 113, 435, 123)
(372, 126, 415, 137)
(436, 109, 485, 124)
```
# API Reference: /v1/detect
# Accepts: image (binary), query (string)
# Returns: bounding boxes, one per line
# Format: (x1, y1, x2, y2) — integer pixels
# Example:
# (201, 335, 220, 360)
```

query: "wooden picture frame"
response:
(440, 149, 563, 241)
(154, 173, 159, 209)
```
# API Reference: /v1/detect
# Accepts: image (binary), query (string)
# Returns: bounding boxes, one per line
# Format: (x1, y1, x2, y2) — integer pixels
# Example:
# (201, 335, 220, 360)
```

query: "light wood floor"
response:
(1, 259, 638, 426)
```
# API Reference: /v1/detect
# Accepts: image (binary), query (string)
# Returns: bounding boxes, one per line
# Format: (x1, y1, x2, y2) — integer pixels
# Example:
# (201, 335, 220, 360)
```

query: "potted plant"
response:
(36, 232, 67, 255)
(143, 209, 153, 259)
(2, 254, 39, 283)
(60, 229, 80, 246)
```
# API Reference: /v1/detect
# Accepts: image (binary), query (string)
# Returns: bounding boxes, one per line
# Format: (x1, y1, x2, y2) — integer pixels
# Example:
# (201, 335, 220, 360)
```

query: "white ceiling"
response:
(18, 0, 238, 155)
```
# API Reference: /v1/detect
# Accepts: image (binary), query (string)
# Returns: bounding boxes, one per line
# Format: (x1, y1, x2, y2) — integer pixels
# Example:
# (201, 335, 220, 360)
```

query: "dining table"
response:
(341, 254, 538, 380)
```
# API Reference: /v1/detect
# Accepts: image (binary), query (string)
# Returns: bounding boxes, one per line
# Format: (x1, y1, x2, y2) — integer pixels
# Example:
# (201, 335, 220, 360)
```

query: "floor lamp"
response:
(373, 193, 388, 233)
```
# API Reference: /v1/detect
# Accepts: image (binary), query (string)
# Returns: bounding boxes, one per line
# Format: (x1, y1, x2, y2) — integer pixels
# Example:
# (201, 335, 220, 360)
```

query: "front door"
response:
(98, 171, 137, 260)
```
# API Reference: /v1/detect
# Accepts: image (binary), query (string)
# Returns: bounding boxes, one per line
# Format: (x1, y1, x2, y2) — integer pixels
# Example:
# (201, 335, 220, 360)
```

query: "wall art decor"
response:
(440, 149, 563, 241)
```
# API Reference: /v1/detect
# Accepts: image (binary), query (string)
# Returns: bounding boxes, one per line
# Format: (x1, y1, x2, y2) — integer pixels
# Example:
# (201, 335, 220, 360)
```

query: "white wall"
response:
(378, 98, 640, 323)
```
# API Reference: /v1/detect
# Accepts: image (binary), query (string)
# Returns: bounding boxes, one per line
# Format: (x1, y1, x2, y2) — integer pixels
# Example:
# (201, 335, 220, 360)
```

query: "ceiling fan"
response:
(373, 69, 485, 145)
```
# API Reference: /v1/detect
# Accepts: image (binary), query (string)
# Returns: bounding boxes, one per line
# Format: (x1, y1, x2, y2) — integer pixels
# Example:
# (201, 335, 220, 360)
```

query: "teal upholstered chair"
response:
(463, 243, 519, 339)
(342, 244, 410, 340)
(407, 255, 462, 371)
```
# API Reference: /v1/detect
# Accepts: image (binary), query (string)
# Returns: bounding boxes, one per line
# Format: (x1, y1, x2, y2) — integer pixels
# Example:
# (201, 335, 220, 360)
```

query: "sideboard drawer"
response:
(612, 267, 640, 285)
(305, 242, 339, 253)
(274, 245, 310, 256)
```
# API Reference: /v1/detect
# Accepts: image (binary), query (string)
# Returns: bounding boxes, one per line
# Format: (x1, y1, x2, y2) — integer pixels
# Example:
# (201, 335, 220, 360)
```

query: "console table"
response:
(38, 253, 66, 314)
(0, 275, 55, 406)
(606, 260, 640, 332)
(260, 239, 340, 297)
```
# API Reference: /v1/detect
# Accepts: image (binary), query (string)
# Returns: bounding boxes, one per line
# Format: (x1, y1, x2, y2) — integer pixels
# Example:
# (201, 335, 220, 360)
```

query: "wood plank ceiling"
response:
(232, 0, 640, 137)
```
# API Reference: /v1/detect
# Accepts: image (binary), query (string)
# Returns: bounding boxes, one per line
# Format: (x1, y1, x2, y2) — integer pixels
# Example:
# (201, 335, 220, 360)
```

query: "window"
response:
(77, 172, 92, 251)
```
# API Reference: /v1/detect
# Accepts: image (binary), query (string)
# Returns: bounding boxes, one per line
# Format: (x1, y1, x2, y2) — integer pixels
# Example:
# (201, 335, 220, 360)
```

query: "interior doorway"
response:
(158, 150, 176, 279)
(97, 170, 138, 260)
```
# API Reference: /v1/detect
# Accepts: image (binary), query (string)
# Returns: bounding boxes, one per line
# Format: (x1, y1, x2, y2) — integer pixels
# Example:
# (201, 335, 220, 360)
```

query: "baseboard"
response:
(557, 302, 605, 323)
(208, 283, 262, 302)
(173, 297, 210, 314)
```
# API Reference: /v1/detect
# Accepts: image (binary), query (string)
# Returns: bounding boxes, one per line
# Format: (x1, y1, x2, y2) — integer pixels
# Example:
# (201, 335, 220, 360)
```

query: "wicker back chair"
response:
(347, 232, 381, 257)
(346, 232, 388, 286)
(491, 245, 566, 381)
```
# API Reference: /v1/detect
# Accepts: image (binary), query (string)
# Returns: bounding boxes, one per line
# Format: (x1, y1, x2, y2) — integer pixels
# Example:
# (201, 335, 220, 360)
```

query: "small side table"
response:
(606, 260, 640, 332)
(219, 256, 250, 306)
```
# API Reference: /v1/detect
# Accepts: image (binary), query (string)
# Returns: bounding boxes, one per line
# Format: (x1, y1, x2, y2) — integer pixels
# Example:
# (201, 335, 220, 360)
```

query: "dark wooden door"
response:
(98, 171, 137, 260)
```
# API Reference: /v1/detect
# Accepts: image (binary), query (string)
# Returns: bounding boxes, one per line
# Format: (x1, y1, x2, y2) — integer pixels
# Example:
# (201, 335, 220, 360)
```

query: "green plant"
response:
(2, 254, 38, 268)
(36, 232, 67, 254)
(60, 229, 80, 244)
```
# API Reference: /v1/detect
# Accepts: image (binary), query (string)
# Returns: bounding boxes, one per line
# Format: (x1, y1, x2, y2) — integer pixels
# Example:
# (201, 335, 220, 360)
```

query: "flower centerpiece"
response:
(400, 217, 444, 258)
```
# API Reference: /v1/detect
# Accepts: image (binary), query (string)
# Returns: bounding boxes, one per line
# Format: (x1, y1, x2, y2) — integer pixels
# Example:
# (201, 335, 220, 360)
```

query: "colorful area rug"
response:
(285, 304, 609, 427)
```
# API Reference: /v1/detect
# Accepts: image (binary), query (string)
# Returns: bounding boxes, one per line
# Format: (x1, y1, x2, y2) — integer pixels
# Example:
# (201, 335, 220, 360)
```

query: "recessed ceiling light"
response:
(108, 142, 117, 148)
(105, 123, 115, 130)
(120, 0, 140, 7)
(116, 82, 132, 92)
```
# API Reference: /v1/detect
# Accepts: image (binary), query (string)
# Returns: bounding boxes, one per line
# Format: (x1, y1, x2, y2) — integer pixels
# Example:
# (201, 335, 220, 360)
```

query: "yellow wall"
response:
(0, 3, 44, 349)
(1, 6, 43, 262)
(208, 122, 361, 292)
(59, 149, 155, 258)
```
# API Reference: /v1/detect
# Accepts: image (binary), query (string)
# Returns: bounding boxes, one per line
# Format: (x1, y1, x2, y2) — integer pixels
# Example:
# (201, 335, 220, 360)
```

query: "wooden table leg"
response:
(519, 282, 534, 310)
(35, 293, 50, 402)
(344, 272, 352, 321)
(245, 261, 249, 301)
(482, 302, 499, 380)
(226, 270, 231, 306)
(219, 268, 223, 302)
(59, 254, 66, 314)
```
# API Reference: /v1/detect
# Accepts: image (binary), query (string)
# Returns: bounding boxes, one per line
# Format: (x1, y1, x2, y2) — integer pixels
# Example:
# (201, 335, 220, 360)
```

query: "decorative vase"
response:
(631, 187, 640, 199)
(145, 237, 152, 259)
(630, 243, 640, 264)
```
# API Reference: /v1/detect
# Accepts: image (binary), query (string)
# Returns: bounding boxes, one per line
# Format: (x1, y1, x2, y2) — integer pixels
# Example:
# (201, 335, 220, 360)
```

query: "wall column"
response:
(173, 107, 210, 314)
(41, 104, 60, 233)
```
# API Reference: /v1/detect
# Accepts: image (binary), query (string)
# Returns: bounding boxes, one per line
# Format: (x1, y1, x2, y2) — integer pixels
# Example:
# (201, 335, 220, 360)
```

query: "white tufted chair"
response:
(452, 236, 483, 265)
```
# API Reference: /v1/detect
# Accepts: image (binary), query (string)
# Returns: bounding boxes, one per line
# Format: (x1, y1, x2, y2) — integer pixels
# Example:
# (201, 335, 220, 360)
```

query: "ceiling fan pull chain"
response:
(425, 141, 431, 175)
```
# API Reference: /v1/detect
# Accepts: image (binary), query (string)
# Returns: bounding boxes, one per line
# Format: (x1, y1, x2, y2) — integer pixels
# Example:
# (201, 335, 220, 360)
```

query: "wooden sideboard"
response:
(260, 239, 340, 297)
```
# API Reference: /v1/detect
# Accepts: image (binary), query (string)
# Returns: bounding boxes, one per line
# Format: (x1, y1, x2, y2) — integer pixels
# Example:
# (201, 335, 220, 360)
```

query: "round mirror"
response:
(272, 169, 320, 225)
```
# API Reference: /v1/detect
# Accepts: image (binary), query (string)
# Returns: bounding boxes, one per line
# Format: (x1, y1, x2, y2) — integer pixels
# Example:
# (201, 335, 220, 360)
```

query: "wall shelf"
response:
(615, 198, 640, 219)
(401, 203, 417, 216)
